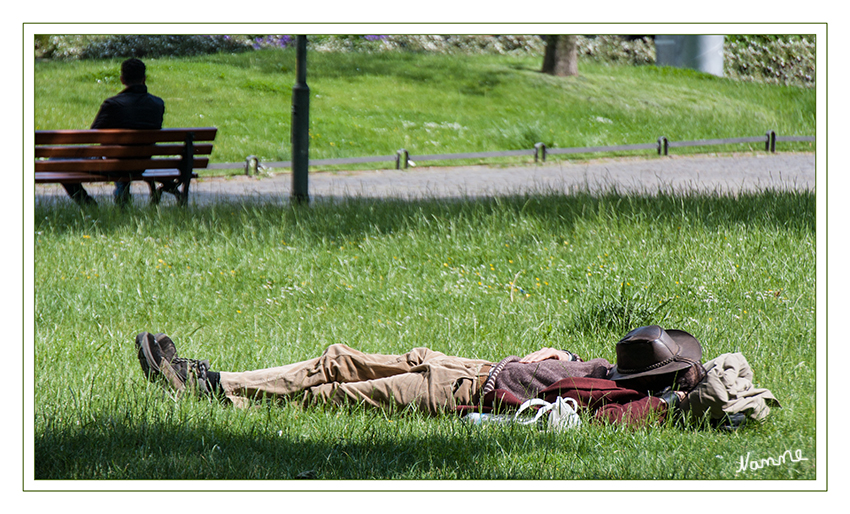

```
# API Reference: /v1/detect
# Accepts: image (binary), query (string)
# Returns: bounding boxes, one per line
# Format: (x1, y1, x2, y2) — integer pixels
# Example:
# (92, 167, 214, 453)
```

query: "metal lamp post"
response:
(291, 35, 310, 203)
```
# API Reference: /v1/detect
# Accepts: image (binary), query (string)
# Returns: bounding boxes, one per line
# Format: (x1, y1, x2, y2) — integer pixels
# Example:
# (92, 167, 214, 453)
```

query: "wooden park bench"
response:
(35, 127, 217, 206)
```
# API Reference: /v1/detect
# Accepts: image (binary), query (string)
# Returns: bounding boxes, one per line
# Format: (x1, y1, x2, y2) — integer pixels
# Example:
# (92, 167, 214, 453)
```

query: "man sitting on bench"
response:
(62, 58, 165, 206)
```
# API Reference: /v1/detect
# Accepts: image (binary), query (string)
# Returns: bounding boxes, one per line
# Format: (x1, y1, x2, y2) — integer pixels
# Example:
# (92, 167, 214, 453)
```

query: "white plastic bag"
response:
(514, 397, 582, 431)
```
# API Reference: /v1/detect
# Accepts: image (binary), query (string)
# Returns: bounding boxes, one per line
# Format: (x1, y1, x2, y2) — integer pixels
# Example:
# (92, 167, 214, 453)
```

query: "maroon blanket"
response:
(459, 377, 668, 426)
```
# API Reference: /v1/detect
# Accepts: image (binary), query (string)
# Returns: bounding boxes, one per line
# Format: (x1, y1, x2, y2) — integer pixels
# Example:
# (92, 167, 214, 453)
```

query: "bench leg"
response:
(178, 177, 190, 207)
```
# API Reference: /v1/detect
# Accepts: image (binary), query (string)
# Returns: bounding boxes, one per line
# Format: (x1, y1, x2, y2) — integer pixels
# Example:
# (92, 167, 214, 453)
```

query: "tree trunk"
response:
(542, 35, 578, 77)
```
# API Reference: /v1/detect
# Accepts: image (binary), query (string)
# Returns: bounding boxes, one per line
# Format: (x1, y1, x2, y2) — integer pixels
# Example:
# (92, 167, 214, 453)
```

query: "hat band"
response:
(616, 355, 700, 375)
(615, 355, 676, 375)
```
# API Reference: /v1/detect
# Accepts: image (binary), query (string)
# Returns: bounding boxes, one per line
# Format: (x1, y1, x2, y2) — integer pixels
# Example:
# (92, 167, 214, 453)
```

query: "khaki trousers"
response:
(218, 343, 490, 415)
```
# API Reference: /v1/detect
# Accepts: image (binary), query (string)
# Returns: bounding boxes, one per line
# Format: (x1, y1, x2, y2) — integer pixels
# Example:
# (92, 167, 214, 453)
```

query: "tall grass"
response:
(33, 188, 815, 481)
(34, 51, 816, 174)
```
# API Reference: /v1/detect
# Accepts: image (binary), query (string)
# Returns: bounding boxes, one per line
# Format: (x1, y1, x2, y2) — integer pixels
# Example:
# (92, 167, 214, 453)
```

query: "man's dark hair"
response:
(121, 58, 147, 85)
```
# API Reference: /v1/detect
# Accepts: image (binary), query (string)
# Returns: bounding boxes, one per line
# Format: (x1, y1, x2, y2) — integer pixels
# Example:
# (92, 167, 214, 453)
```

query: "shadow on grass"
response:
(32, 396, 738, 482)
(34, 188, 815, 242)
(33, 397, 582, 481)
(34, 388, 807, 482)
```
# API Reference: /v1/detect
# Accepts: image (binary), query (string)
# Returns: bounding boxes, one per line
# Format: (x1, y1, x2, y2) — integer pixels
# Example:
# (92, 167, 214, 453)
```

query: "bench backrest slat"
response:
(36, 143, 214, 159)
(35, 127, 217, 145)
(35, 158, 210, 173)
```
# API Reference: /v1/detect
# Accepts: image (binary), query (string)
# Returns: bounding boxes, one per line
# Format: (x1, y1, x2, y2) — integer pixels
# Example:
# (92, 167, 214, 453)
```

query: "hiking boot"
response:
(136, 332, 166, 380)
(135, 332, 212, 395)
(161, 355, 213, 395)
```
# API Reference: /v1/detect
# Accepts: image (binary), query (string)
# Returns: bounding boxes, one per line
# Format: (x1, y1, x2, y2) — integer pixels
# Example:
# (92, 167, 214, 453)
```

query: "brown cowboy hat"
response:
(608, 325, 702, 381)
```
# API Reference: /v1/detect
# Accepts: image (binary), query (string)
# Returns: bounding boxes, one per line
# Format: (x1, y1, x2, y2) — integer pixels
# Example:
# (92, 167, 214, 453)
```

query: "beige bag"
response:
(683, 352, 780, 422)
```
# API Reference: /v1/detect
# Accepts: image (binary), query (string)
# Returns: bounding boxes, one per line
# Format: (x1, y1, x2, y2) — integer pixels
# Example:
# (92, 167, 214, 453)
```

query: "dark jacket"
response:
(459, 356, 669, 426)
(90, 84, 164, 129)
(463, 377, 669, 426)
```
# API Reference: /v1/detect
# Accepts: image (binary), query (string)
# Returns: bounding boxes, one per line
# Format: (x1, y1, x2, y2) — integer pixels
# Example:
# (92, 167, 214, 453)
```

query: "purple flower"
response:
(363, 35, 386, 41)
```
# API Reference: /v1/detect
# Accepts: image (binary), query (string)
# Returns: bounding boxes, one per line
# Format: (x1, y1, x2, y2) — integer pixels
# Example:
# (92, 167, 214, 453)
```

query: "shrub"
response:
(576, 35, 656, 65)
(35, 35, 103, 60)
(35, 35, 252, 60)
(724, 35, 815, 88)
(307, 35, 545, 55)
(79, 35, 250, 59)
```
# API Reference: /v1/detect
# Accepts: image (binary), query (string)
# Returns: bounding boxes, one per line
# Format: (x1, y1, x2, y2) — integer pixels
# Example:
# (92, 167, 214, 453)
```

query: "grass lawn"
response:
(34, 50, 815, 175)
(33, 189, 815, 482)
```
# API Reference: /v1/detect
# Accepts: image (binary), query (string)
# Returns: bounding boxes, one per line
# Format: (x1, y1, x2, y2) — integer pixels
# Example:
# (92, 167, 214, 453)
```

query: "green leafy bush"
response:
(35, 35, 251, 60)
(724, 35, 815, 88)
(81, 35, 252, 59)
(576, 35, 656, 65)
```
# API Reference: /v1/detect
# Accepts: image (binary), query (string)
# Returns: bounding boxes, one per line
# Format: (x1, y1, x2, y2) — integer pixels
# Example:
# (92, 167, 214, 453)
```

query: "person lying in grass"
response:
(136, 325, 776, 428)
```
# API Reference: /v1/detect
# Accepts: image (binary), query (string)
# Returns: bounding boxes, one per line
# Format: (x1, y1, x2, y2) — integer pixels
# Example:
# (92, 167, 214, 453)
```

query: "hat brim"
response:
(608, 329, 702, 381)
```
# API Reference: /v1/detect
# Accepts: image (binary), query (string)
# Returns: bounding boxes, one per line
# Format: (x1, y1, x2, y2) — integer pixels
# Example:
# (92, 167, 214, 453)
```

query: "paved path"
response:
(35, 153, 816, 206)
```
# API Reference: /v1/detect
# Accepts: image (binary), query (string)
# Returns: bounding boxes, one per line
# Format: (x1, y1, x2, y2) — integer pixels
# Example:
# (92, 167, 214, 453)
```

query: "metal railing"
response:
(205, 130, 815, 176)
